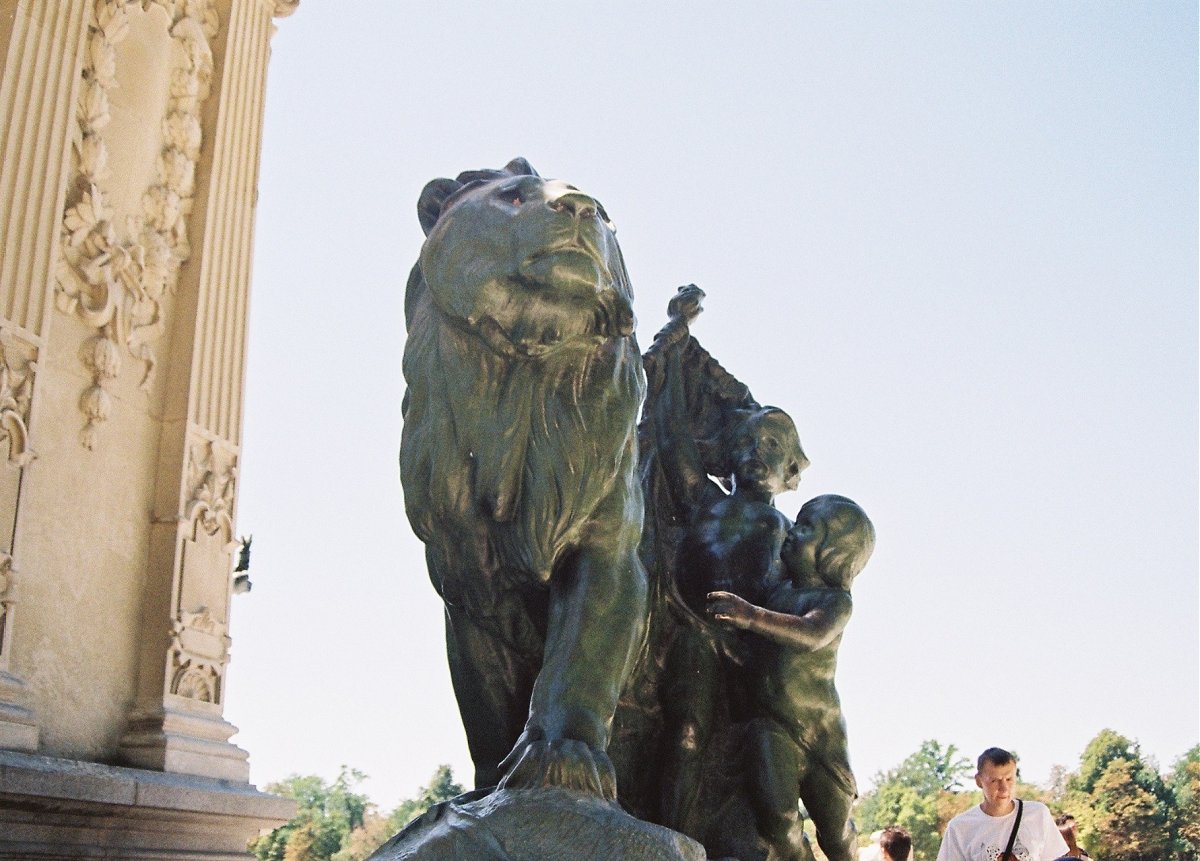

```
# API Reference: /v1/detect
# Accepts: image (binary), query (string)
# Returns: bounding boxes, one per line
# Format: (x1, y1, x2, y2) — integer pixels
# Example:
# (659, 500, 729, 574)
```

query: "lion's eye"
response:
(498, 185, 525, 206)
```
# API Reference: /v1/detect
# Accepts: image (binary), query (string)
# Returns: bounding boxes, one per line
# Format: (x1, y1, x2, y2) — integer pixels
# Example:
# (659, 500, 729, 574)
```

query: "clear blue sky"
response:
(224, 2, 1198, 808)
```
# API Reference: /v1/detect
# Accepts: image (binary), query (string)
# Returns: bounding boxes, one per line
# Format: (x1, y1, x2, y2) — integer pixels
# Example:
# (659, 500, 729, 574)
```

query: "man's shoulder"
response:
(1019, 798, 1053, 817)
(945, 804, 983, 829)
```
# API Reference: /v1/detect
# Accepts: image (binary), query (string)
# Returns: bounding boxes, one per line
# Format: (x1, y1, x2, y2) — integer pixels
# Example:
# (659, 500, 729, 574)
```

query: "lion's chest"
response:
(401, 317, 643, 587)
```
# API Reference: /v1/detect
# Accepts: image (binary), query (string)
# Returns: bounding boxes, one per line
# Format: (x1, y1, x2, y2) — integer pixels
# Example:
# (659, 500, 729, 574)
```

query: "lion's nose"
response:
(544, 182, 600, 220)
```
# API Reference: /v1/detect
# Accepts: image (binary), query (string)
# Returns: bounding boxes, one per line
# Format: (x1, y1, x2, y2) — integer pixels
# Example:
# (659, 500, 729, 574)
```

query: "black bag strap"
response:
(1002, 799, 1024, 860)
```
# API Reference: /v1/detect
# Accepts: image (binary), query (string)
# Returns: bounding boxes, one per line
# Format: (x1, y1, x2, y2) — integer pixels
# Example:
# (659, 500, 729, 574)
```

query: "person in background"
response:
(858, 830, 884, 861)
(1054, 814, 1091, 859)
(937, 747, 1069, 861)
(880, 826, 913, 861)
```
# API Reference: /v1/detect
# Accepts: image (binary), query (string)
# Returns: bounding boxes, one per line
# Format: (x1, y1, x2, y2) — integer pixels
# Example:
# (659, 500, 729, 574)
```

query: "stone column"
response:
(113, 0, 296, 781)
(0, 0, 92, 754)
(0, 0, 297, 789)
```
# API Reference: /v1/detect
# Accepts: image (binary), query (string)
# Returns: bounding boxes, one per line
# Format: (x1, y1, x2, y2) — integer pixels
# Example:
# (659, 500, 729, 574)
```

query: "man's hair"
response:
(880, 826, 912, 861)
(1055, 814, 1076, 827)
(977, 747, 1016, 772)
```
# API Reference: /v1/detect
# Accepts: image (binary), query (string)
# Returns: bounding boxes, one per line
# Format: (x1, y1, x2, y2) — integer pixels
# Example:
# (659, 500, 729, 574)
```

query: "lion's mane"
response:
(400, 159, 646, 636)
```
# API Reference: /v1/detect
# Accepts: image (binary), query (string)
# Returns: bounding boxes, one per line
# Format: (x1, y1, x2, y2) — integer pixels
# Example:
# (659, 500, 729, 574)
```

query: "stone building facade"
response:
(0, 1, 298, 856)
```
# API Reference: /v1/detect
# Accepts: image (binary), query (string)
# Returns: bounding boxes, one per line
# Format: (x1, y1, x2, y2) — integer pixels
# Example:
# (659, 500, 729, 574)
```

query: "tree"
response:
(857, 781, 940, 859)
(893, 740, 973, 794)
(855, 741, 973, 859)
(330, 765, 465, 861)
(1045, 763, 1070, 807)
(1170, 745, 1200, 861)
(251, 767, 373, 861)
(386, 764, 464, 832)
(1065, 729, 1177, 861)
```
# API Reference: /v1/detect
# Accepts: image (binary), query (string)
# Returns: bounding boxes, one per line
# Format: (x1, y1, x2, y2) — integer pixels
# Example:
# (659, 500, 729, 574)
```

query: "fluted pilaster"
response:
(0, 0, 92, 754)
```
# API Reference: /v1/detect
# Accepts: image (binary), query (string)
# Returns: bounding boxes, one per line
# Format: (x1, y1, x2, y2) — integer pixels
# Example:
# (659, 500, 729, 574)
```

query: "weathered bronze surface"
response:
(611, 287, 873, 861)
(399, 159, 647, 801)
(396, 164, 872, 861)
(373, 787, 704, 861)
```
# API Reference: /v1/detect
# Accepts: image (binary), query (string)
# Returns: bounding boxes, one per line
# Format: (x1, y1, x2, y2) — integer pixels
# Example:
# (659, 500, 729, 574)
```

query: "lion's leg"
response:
(444, 603, 540, 790)
(499, 543, 648, 799)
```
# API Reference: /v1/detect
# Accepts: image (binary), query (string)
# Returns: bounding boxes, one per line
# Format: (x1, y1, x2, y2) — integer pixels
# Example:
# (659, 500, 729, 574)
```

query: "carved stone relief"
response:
(0, 334, 34, 674)
(185, 436, 236, 538)
(0, 332, 36, 468)
(0, 554, 14, 671)
(55, 0, 219, 449)
(168, 607, 227, 704)
(169, 437, 236, 704)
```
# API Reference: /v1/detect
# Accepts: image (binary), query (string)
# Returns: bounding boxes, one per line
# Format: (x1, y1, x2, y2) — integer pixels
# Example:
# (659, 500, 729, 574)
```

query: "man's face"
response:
(976, 761, 1017, 808)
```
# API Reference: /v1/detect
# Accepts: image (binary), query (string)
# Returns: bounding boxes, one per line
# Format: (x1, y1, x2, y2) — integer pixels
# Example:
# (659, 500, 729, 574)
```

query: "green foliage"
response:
(857, 781, 941, 859)
(250, 766, 463, 861)
(856, 733, 1200, 861)
(1086, 757, 1174, 860)
(1063, 729, 1180, 861)
(251, 767, 373, 861)
(1070, 728, 1138, 795)
(1170, 746, 1200, 861)
(855, 740, 972, 859)
(385, 764, 464, 832)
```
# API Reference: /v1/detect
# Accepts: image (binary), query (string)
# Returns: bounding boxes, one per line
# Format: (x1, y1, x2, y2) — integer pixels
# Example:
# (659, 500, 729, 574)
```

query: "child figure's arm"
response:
(707, 588, 851, 651)
(651, 288, 713, 519)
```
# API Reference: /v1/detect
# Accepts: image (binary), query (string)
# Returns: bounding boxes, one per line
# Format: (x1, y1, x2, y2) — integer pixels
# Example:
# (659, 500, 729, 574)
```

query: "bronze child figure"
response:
(708, 493, 875, 861)
(648, 285, 810, 838)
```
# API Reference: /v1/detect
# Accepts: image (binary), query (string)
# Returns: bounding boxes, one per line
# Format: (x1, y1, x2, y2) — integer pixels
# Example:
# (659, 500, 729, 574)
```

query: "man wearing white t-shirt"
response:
(937, 748, 1069, 861)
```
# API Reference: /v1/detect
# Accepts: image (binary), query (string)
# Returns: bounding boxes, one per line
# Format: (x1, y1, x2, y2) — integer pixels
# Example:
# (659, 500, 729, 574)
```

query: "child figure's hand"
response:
(667, 284, 705, 323)
(707, 590, 756, 630)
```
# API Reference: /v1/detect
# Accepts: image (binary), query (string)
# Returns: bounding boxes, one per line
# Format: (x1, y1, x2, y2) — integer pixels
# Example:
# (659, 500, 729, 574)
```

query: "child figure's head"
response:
(724, 406, 809, 497)
(781, 494, 875, 590)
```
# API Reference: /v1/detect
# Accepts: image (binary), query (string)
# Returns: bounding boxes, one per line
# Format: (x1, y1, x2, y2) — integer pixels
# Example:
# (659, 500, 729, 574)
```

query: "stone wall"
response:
(0, 0, 298, 855)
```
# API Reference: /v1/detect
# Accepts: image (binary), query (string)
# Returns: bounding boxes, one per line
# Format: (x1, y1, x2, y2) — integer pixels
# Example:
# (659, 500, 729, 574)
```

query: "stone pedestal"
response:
(371, 788, 707, 861)
(0, 0, 298, 856)
(0, 750, 296, 860)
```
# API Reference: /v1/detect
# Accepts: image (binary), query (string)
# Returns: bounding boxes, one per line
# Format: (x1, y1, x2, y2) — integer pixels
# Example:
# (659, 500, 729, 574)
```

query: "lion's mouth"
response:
(523, 241, 613, 284)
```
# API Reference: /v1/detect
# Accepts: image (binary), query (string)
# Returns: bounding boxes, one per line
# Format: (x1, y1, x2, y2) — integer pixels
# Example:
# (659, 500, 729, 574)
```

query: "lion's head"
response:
(411, 157, 635, 358)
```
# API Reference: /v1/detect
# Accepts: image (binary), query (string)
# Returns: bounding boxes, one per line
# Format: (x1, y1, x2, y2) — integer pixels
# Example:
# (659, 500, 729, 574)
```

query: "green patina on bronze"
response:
(610, 287, 874, 861)
(395, 164, 873, 861)
(399, 159, 647, 801)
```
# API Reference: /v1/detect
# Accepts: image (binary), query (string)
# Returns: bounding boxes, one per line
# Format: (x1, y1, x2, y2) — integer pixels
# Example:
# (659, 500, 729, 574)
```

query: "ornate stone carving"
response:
(55, 0, 219, 449)
(186, 438, 236, 538)
(273, 0, 301, 17)
(170, 437, 237, 707)
(0, 334, 36, 467)
(168, 608, 228, 704)
(0, 554, 15, 669)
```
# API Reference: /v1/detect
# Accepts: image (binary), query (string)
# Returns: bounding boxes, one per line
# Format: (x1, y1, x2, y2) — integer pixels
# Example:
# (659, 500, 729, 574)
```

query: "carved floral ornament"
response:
(0, 554, 14, 668)
(0, 336, 35, 466)
(169, 607, 228, 703)
(186, 438, 236, 538)
(55, 0, 218, 449)
(0, 554, 13, 605)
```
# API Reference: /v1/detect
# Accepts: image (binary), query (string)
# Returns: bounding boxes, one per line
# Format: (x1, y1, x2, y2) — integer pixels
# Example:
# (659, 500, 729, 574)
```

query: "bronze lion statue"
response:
(400, 158, 648, 800)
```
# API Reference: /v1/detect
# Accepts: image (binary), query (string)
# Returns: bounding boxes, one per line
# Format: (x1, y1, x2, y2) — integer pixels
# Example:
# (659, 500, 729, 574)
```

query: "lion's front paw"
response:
(497, 738, 618, 801)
